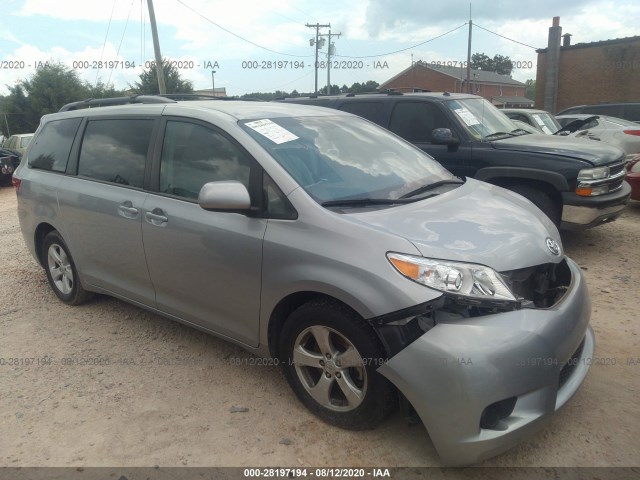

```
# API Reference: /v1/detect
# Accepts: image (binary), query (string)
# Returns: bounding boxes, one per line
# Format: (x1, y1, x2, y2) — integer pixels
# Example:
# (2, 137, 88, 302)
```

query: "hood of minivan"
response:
(490, 133, 624, 166)
(349, 179, 562, 272)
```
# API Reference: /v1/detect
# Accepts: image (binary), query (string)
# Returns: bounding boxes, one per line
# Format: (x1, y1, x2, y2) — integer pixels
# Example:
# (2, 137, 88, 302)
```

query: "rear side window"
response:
(29, 118, 81, 172)
(338, 102, 385, 125)
(389, 102, 451, 142)
(78, 119, 154, 188)
(159, 121, 252, 200)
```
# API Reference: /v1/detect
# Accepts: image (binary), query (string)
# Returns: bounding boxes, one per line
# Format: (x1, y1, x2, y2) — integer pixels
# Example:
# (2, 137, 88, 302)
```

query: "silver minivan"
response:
(13, 96, 594, 466)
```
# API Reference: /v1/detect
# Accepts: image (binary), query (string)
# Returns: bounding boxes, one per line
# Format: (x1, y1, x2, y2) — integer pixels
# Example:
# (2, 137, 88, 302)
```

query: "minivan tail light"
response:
(12, 176, 21, 191)
(623, 130, 640, 136)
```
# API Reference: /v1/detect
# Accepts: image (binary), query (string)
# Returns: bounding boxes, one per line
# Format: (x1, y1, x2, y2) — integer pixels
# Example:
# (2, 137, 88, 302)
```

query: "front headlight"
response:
(387, 253, 516, 302)
(577, 167, 609, 181)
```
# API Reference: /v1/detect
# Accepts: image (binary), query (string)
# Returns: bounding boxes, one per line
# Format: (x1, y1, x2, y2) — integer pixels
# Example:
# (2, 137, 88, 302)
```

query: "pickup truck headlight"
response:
(387, 253, 516, 302)
(576, 167, 613, 196)
(577, 167, 609, 180)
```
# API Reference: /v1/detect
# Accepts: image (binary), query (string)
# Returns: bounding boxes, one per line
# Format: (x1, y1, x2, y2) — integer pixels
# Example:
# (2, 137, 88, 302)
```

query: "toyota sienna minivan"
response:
(13, 95, 595, 466)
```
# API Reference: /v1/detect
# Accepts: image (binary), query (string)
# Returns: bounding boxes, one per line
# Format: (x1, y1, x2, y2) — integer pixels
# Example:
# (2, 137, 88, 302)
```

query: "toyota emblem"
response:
(546, 237, 561, 256)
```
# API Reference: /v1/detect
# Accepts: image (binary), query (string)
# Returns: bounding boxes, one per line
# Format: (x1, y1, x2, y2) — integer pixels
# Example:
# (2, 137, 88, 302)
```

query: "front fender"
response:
(475, 166, 569, 191)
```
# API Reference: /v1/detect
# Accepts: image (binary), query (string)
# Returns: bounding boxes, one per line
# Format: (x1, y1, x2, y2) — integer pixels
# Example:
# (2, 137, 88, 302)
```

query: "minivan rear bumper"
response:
(377, 257, 593, 466)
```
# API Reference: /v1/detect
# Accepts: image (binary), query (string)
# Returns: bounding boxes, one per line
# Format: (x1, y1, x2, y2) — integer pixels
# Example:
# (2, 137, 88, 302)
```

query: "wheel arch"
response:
(34, 222, 57, 268)
(475, 166, 570, 192)
(267, 291, 368, 359)
(489, 176, 562, 199)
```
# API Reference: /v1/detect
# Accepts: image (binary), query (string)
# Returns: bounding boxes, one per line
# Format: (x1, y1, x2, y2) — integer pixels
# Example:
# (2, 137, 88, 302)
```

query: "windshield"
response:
(241, 116, 456, 204)
(445, 98, 520, 140)
(530, 112, 561, 134)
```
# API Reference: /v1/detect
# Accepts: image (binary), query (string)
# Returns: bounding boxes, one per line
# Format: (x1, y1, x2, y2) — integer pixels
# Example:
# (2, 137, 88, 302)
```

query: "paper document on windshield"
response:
(454, 108, 481, 126)
(532, 114, 553, 134)
(245, 119, 299, 144)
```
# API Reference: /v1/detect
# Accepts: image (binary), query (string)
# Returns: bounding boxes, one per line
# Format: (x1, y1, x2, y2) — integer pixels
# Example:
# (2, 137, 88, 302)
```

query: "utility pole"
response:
(320, 30, 341, 94)
(466, 20, 472, 93)
(211, 70, 216, 96)
(147, 0, 166, 94)
(306, 23, 330, 93)
(2, 113, 10, 137)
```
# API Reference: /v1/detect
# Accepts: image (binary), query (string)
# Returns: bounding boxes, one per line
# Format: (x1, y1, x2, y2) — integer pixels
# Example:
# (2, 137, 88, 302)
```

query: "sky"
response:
(0, 0, 639, 97)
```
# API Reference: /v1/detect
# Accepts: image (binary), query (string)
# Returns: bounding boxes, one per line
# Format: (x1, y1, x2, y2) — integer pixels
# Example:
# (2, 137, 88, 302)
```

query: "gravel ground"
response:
(0, 185, 638, 468)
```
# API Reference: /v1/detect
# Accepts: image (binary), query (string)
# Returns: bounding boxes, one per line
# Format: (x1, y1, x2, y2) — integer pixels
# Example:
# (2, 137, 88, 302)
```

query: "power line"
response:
(175, 0, 312, 58)
(108, 0, 136, 86)
(333, 23, 468, 59)
(473, 23, 539, 50)
(95, 0, 118, 86)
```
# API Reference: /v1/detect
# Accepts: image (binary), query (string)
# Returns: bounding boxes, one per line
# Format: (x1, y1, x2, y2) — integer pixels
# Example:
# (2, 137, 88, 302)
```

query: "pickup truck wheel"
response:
(508, 184, 561, 227)
(42, 231, 92, 305)
(279, 299, 396, 430)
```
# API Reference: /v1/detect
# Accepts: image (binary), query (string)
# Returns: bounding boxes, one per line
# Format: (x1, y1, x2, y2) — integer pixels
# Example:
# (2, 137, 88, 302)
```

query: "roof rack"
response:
(278, 91, 406, 101)
(59, 93, 265, 112)
(59, 95, 177, 112)
(155, 93, 264, 102)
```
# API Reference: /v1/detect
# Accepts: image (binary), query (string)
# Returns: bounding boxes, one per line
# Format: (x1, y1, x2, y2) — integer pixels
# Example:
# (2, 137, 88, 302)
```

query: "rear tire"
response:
(42, 231, 92, 305)
(508, 184, 561, 227)
(279, 299, 396, 430)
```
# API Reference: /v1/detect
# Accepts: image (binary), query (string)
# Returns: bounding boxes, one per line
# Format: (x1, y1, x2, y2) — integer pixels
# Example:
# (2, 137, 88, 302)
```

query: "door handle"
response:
(145, 208, 168, 226)
(118, 201, 139, 219)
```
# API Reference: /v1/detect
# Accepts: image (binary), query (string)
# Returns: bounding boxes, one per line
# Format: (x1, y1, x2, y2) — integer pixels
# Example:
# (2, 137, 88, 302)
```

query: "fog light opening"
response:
(480, 396, 517, 430)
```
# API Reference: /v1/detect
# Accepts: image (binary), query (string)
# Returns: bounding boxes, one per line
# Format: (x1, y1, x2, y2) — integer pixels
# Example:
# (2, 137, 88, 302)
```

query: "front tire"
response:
(279, 299, 396, 430)
(42, 231, 92, 305)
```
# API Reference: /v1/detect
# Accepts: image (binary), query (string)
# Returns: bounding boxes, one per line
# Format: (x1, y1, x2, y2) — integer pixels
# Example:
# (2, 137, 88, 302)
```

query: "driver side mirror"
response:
(431, 128, 460, 146)
(198, 181, 251, 212)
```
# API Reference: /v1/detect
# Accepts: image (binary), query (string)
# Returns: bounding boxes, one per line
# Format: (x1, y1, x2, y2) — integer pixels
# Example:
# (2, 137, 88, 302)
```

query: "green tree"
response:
(319, 84, 341, 95)
(347, 80, 379, 94)
(239, 90, 288, 101)
(88, 80, 127, 99)
(525, 79, 536, 100)
(3, 62, 90, 132)
(471, 53, 513, 75)
(492, 55, 514, 75)
(129, 58, 194, 94)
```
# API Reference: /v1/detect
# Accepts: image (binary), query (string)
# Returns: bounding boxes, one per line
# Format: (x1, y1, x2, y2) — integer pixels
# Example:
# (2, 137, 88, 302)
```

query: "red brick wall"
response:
(383, 66, 460, 93)
(536, 38, 640, 112)
(383, 65, 523, 100)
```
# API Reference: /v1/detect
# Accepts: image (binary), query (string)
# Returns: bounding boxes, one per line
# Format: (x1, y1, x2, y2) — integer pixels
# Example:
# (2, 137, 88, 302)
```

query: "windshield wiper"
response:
(510, 128, 530, 135)
(399, 178, 465, 199)
(321, 197, 418, 208)
(483, 131, 516, 140)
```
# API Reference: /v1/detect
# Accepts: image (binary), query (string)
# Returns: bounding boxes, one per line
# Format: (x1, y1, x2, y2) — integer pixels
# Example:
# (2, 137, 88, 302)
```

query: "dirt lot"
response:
(0, 185, 638, 469)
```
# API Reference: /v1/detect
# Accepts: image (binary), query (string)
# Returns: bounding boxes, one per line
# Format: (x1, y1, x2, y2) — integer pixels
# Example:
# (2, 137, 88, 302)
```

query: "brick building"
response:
(378, 61, 528, 106)
(536, 17, 640, 113)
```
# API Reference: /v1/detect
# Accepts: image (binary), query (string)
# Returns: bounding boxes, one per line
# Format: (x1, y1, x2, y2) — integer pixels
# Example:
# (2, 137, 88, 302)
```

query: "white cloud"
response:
(4, 0, 639, 95)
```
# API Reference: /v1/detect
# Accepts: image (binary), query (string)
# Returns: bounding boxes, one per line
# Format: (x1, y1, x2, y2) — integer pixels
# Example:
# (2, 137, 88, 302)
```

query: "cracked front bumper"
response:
(377, 258, 594, 466)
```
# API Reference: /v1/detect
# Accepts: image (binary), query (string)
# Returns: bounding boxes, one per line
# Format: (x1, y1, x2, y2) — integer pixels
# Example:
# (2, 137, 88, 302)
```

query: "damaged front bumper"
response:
(376, 257, 594, 466)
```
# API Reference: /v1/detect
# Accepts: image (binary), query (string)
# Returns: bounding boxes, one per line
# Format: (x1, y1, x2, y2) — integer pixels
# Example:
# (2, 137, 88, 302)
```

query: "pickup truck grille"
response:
(604, 162, 626, 193)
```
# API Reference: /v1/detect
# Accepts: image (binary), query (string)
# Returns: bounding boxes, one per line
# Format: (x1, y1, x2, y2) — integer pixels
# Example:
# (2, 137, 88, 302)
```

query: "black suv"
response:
(279, 92, 631, 230)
